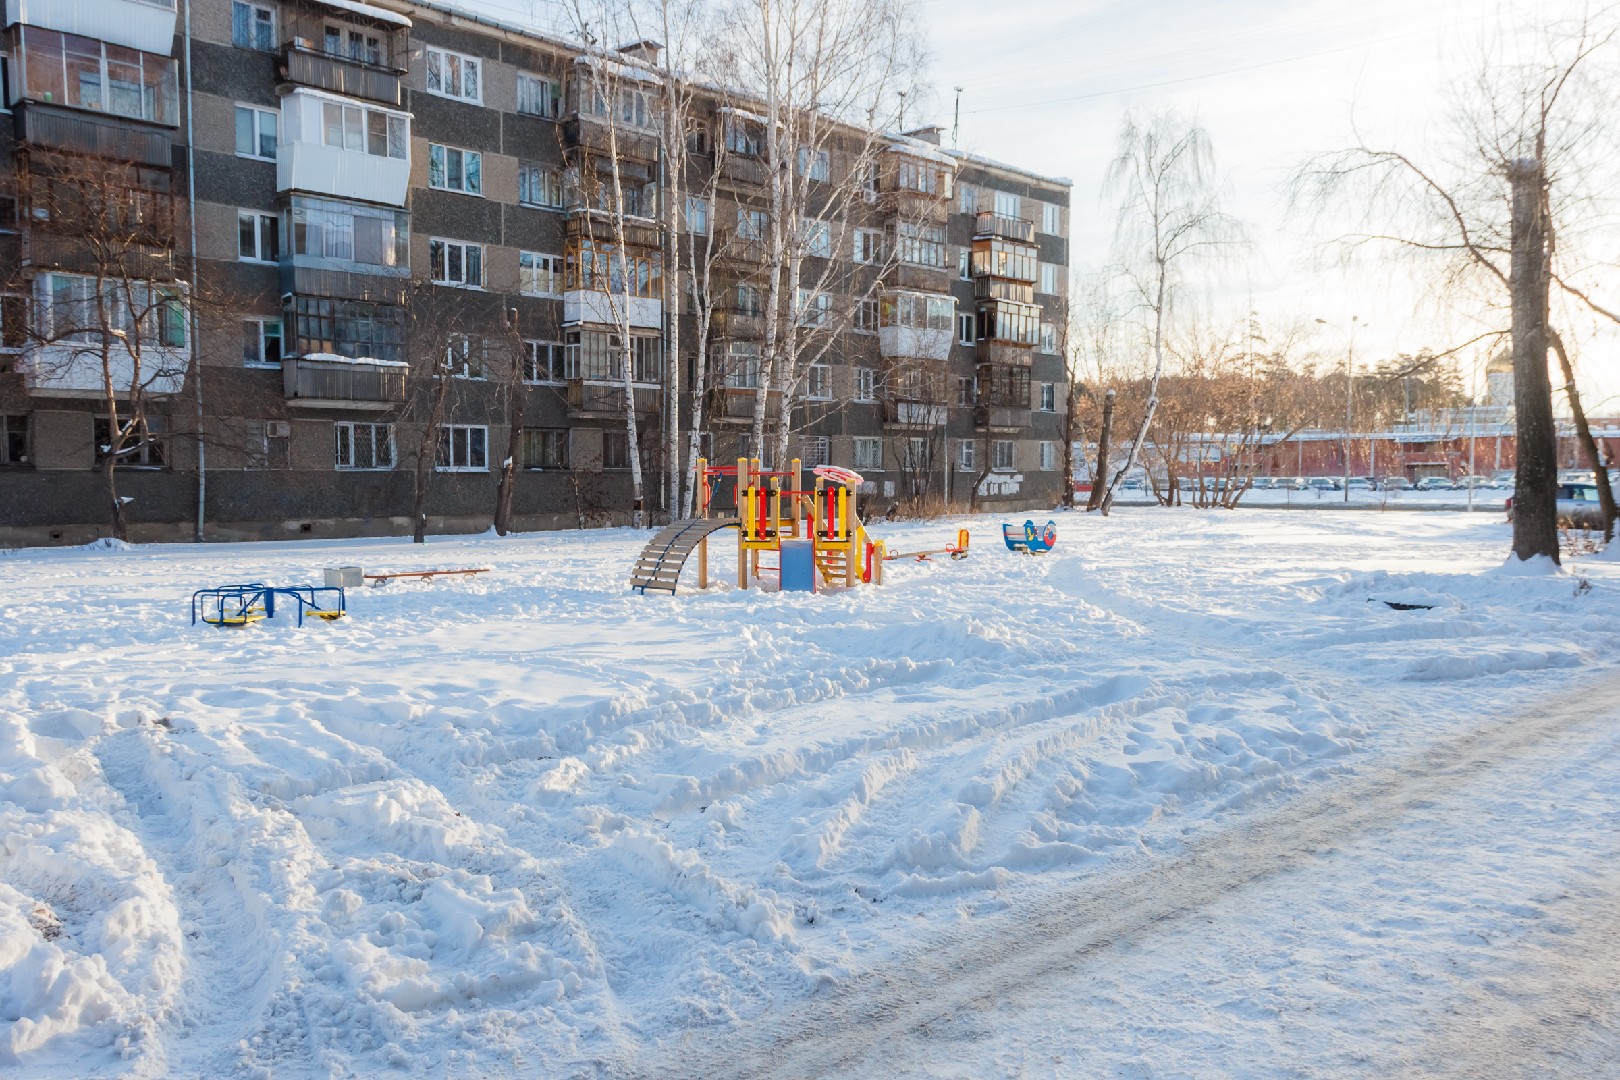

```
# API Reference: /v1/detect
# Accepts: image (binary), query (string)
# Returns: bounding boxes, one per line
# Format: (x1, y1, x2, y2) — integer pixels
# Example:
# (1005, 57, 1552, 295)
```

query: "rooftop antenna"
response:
(952, 86, 962, 147)
(898, 90, 907, 130)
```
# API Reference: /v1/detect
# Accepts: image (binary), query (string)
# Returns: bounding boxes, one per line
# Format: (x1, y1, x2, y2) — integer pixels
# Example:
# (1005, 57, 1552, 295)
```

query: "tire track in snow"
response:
(650, 666, 1620, 1080)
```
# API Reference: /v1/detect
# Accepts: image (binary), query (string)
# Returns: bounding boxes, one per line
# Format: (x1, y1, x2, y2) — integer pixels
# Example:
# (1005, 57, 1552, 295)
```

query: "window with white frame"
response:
(518, 163, 563, 208)
(797, 288, 830, 327)
(237, 210, 278, 263)
(524, 340, 564, 383)
(959, 183, 976, 215)
(894, 222, 948, 268)
(38, 274, 186, 347)
(992, 439, 1015, 471)
(1039, 441, 1056, 470)
(519, 251, 562, 296)
(901, 437, 928, 470)
(242, 317, 282, 366)
(855, 367, 876, 402)
(686, 196, 709, 234)
(1040, 263, 1057, 294)
(429, 238, 483, 287)
(957, 438, 976, 472)
(736, 208, 767, 242)
(335, 422, 394, 470)
(854, 298, 878, 334)
(958, 248, 970, 280)
(993, 190, 1020, 218)
(801, 217, 832, 258)
(437, 424, 488, 470)
(235, 104, 277, 160)
(426, 47, 482, 103)
(724, 341, 761, 389)
(321, 100, 406, 159)
(1040, 322, 1057, 353)
(1042, 202, 1062, 235)
(797, 147, 830, 181)
(806, 364, 831, 400)
(523, 427, 568, 468)
(232, 1, 275, 50)
(287, 195, 409, 269)
(853, 436, 882, 470)
(853, 228, 883, 264)
(1040, 382, 1056, 412)
(429, 145, 483, 195)
(723, 114, 762, 156)
(958, 312, 974, 345)
(516, 73, 561, 118)
(323, 26, 382, 65)
(798, 435, 829, 468)
(445, 335, 484, 378)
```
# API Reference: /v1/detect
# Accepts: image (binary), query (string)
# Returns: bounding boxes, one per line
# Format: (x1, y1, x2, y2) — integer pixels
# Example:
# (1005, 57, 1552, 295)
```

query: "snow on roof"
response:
(718, 105, 768, 126)
(300, 352, 410, 369)
(312, 0, 412, 28)
(572, 53, 661, 84)
(885, 136, 958, 169)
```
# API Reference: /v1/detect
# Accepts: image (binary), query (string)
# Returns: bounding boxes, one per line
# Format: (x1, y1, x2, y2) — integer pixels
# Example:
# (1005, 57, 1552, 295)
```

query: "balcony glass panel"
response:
(19, 27, 179, 125)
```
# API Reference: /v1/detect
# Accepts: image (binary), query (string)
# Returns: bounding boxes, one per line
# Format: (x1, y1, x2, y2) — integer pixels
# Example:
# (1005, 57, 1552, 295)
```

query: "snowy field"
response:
(3, 508, 1619, 1078)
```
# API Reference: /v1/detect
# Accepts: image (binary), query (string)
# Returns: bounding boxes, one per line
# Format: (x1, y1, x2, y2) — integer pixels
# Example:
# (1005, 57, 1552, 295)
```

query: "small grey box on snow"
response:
(325, 566, 363, 588)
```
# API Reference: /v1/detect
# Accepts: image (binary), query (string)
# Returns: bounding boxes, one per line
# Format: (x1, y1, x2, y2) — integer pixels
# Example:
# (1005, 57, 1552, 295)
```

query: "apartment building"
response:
(0, 0, 1071, 544)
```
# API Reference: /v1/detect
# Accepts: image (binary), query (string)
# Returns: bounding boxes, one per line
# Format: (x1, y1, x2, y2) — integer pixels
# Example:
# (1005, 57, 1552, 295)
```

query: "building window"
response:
(723, 341, 761, 389)
(39, 274, 185, 348)
(806, 364, 831, 400)
(799, 435, 829, 468)
(19, 29, 180, 124)
(854, 298, 878, 335)
(242, 317, 282, 367)
(796, 289, 830, 328)
(893, 222, 948, 268)
(94, 416, 165, 468)
(235, 104, 277, 160)
(723, 114, 761, 156)
(958, 248, 970, 280)
(956, 376, 975, 407)
(1, 293, 26, 351)
(853, 436, 882, 471)
(853, 228, 883, 264)
(801, 218, 832, 258)
(335, 421, 394, 470)
(238, 210, 279, 263)
(425, 46, 481, 103)
(564, 330, 662, 383)
(436, 424, 488, 471)
(523, 427, 568, 469)
(524, 340, 564, 382)
(244, 420, 290, 471)
(516, 73, 561, 118)
(286, 195, 409, 269)
(319, 100, 406, 159)
(958, 183, 976, 216)
(520, 251, 562, 296)
(1039, 441, 1056, 470)
(519, 163, 563, 209)
(686, 196, 709, 235)
(291, 296, 403, 361)
(957, 438, 976, 473)
(232, 2, 276, 50)
(602, 430, 631, 470)
(736, 208, 767, 242)
(1040, 263, 1057, 294)
(1040, 322, 1057, 353)
(901, 437, 928, 470)
(797, 147, 830, 181)
(958, 313, 974, 345)
(994, 190, 1020, 218)
(443, 335, 484, 379)
(429, 238, 484, 287)
(896, 157, 949, 195)
(1042, 202, 1062, 235)
(1, 415, 29, 466)
(324, 27, 382, 65)
(428, 145, 483, 195)
(0, 54, 11, 111)
(992, 439, 1015, 471)
(981, 364, 1031, 407)
(855, 367, 876, 402)
(1039, 382, 1056, 412)
(881, 292, 954, 332)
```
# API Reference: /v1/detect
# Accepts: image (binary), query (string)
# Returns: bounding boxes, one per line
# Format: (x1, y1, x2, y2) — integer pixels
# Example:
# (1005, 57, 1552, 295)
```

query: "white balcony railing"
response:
(562, 291, 662, 330)
(20, 343, 186, 398)
(878, 324, 952, 362)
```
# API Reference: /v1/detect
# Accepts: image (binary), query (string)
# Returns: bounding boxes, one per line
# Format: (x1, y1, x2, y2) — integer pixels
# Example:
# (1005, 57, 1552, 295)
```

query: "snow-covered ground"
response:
(2, 508, 1617, 1078)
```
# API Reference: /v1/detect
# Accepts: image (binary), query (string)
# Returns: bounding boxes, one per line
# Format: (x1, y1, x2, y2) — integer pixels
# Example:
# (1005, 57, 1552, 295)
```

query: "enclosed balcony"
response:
(277, 0, 411, 107)
(974, 404, 1030, 431)
(13, 102, 173, 166)
(20, 343, 185, 397)
(974, 211, 1035, 243)
(5, 0, 177, 56)
(282, 353, 406, 409)
(882, 399, 948, 428)
(974, 278, 1034, 304)
(976, 300, 1041, 347)
(563, 237, 662, 329)
(277, 88, 411, 207)
(878, 291, 955, 362)
(971, 237, 1038, 283)
(711, 307, 764, 340)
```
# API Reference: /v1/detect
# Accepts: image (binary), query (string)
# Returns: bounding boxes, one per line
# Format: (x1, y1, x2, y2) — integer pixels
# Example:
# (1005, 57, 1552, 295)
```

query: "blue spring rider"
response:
(191, 583, 347, 627)
(1003, 520, 1057, 555)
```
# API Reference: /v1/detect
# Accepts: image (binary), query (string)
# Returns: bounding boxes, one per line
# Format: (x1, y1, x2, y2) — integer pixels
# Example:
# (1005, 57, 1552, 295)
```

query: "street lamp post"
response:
(1315, 316, 1361, 503)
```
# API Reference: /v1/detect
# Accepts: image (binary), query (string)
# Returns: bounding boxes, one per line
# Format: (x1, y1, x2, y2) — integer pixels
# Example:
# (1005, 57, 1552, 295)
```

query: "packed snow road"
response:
(1, 509, 1616, 1078)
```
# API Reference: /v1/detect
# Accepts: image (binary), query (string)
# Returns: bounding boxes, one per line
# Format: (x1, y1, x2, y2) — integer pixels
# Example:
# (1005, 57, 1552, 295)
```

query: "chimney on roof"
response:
(905, 125, 944, 146)
(618, 39, 663, 65)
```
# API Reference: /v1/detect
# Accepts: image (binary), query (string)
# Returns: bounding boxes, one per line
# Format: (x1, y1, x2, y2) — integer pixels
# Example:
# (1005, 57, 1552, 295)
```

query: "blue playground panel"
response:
(1003, 520, 1057, 554)
(191, 583, 347, 627)
(779, 540, 817, 593)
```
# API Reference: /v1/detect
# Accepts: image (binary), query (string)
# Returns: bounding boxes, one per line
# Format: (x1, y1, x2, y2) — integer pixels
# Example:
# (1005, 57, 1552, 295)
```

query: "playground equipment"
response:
(364, 567, 490, 586)
(190, 583, 347, 627)
(629, 458, 875, 594)
(1003, 520, 1057, 555)
(879, 528, 971, 564)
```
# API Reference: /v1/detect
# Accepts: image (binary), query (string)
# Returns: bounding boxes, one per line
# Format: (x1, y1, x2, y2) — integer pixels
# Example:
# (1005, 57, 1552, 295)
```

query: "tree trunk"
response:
(493, 380, 525, 536)
(412, 369, 451, 544)
(101, 454, 127, 541)
(1549, 328, 1615, 542)
(1507, 159, 1559, 563)
(1087, 388, 1115, 512)
(1102, 271, 1168, 515)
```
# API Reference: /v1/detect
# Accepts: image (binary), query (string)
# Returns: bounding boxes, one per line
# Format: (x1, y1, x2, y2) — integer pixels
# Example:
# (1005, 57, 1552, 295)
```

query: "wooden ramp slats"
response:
(629, 519, 738, 594)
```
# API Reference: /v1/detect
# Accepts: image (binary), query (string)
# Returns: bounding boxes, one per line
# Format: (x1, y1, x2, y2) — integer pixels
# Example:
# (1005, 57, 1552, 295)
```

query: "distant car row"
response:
(1112, 470, 1613, 495)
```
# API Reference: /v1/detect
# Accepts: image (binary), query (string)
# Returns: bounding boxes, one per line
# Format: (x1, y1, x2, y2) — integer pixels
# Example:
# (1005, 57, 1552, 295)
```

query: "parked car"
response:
(1120, 476, 1144, 490)
(1415, 476, 1455, 492)
(1250, 476, 1276, 490)
(1307, 477, 1341, 492)
(1380, 477, 1412, 492)
(1492, 470, 1516, 488)
(1505, 482, 1607, 528)
(1452, 475, 1492, 490)
(1346, 477, 1374, 491)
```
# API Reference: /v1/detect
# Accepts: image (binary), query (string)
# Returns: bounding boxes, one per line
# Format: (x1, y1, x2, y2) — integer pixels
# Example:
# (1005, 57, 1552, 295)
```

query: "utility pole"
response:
(952, 86, 962, 147)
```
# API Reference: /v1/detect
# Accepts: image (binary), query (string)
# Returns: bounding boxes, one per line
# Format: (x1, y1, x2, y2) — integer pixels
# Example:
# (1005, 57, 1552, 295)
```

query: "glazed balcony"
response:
(978, 342, 1034, 367)
(974, 278, 1035, 304)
